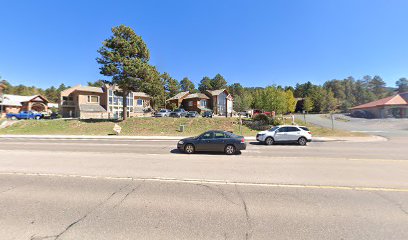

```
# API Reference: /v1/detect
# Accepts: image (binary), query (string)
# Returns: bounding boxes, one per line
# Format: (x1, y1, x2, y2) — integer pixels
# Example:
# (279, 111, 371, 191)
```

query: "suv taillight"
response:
(241, 138, 245, 143)
(308, 131, 312, 135)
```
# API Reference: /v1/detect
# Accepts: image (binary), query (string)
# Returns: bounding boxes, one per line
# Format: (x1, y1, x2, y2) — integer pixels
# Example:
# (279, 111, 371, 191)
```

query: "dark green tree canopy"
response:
(180, 77, 195, 92)
(198, 76, 212, 92)
(162, 72, 180, 98)
(211, 74, 227, 89)
(97, 25, 157, 119)
(396, 78, 408, 93)
(97, 25, 151, 94)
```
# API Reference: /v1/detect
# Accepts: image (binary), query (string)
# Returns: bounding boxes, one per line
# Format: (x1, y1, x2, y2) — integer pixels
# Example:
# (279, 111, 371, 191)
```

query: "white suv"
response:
(256, 125, 312, 146)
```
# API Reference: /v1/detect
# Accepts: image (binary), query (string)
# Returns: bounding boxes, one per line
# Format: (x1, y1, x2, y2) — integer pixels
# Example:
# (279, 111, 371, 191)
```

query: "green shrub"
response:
(253, 113, 270, 123)
(269, 117, 283, 126)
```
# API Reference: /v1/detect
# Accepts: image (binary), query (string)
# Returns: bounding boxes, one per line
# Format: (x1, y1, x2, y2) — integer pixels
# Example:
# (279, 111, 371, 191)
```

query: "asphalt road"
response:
(1, 137, 408, 239)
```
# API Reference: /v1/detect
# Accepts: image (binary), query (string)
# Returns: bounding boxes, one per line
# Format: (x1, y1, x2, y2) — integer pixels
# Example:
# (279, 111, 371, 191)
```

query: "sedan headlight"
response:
(178, 140, 184, 144)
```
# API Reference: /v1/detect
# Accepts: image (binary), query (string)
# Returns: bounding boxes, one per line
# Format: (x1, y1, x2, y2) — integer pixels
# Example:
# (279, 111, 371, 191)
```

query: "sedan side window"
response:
(214, 132, 225, 139)
(277, 127, 287, 133)
(201, 132, 214, 139)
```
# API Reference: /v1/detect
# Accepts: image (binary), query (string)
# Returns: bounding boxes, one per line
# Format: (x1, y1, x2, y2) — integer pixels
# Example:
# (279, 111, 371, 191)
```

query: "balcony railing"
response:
(61, 100, 75, 106)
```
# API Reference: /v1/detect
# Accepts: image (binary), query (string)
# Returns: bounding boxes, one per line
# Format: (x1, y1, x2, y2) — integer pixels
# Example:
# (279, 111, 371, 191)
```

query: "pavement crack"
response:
(374, 192, 408, 216)
(34, 182, 131, 240)
(235, 184, 253, 240)
(0, 186, 18, 194)
(195, 183, 239, 206)
(113, 180, 144, 209)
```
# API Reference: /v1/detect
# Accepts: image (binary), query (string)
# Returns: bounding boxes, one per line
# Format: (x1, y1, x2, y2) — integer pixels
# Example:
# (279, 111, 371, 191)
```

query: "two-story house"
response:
(166, 89, 233, 116)
(60, 84, 152, 119)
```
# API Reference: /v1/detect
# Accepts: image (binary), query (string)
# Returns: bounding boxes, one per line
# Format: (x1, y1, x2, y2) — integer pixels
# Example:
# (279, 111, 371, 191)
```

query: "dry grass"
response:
(0, 117, 365, 137)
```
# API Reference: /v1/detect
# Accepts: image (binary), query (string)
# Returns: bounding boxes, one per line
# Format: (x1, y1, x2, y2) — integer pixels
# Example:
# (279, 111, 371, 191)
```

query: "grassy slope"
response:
(0, 117, 365, 137)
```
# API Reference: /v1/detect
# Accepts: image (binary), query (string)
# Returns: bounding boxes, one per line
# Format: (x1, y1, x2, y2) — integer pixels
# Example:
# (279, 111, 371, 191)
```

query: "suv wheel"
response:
(225, 145, 236, 155)
(265, 137, 274, 145)
(184, 144, 195, 154)
(298, 137, 307, 146)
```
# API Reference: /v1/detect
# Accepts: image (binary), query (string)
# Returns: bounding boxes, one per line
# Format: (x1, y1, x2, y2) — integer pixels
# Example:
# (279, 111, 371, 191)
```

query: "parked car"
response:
(256, 125, 312, 146)
(170, 108, 188, 118)
(154, 109, 172, 117)
(186, 111, 199, 118)
(6, 111, 43, 120)
(43, 112, 60, 119)
(202, 111, 213, 118)
(177, 130, 246, 155)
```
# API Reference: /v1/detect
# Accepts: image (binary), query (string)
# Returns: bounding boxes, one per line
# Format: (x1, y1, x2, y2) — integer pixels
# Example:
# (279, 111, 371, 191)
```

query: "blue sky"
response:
(1, 0, 408, 89)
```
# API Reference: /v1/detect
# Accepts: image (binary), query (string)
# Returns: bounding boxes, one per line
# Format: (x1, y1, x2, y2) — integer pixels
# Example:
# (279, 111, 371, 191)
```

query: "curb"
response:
(0, 135, 387, 142)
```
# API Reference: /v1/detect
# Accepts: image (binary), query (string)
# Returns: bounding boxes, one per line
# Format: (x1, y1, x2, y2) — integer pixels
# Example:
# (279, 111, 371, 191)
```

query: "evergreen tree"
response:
(180, 77, 195, 92)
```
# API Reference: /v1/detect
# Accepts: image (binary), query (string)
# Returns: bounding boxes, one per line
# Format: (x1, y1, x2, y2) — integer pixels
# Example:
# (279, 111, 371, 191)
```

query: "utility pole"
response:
(239, 114, 242, 135)
(331, 112, 334, 131)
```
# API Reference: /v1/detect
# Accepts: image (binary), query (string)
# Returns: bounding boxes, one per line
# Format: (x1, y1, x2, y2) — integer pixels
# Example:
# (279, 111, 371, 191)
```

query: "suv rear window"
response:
(300, 127, 309, 131)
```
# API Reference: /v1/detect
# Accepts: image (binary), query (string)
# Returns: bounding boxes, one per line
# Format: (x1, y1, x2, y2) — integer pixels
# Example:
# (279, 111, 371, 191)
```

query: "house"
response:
(0, 94, 49, 117)
(350, 92, 408, 118)
(60, 84, 152, 119)
(182, 93, 211, 113)
(166, 91, 190, 109)
(205, 89, 233, 116)
(166, 89, 234, 116)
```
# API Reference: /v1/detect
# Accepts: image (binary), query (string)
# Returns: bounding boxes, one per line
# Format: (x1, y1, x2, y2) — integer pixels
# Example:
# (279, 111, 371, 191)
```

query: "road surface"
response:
(0, 137, 407, 239)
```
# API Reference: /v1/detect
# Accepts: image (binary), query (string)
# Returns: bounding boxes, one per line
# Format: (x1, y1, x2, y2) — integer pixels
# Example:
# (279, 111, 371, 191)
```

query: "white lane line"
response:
(0, 142, 130, 146)
(1, 172, 408, 193)
(0, 138, 177, 142)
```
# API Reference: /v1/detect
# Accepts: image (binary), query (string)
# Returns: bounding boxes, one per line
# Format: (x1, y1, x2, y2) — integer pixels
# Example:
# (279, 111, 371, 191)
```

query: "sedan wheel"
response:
(224, 145, 236, 155)
(298, 137, 307, 146)
(265, 137, 274, 145)
(184, 144, 195, 154)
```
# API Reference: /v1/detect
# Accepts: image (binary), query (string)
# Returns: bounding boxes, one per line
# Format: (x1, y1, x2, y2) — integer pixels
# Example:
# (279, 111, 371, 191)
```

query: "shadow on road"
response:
(248, 141, 306, 146)
(170, 149, 242, 155)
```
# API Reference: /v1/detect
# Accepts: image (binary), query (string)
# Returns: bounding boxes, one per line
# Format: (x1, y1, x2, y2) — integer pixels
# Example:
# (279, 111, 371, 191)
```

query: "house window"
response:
(88, 95, 99, 103)
(109, 97, 113, 104)
(109, 90, 113, 96)
(188, 101, 193, 107)
(136, 99, 144, 106)
(200, 100, 207, 107)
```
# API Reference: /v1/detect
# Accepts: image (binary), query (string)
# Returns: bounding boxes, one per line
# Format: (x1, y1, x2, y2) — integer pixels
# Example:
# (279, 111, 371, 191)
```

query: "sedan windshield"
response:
(159, 110, 167, 112)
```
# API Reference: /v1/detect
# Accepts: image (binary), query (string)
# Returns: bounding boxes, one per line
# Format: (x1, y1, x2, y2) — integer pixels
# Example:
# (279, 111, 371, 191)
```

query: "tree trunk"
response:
(123, 92, 128, 121)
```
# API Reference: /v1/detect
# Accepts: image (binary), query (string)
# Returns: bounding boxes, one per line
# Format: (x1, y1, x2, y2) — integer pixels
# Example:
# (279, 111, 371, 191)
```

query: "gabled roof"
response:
(184, 93, 210, 100)
(206, 89, 227, 96)
(167, 91, 189, 101)
(61, 85, 104, 95)
(351, 94, 408, 110)
(0, 94, 48, 106)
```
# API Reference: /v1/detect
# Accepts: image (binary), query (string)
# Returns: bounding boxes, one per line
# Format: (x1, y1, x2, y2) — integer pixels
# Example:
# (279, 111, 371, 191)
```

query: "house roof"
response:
(76, 85, 104, 93)
(0, 94, 48, 106)
(167, 91, 189, 101)
(133, 92, 151, 98)
(351, 94, 408, 110)
(79, 104, 107, 112)
(184, 93, 210, 100)
(62, 85, 104, 95)
(206, 89, 227, 96)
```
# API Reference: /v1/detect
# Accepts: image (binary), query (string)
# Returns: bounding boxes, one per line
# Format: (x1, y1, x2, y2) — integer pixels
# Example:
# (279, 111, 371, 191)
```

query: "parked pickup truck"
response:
(6, 111, 43, 120)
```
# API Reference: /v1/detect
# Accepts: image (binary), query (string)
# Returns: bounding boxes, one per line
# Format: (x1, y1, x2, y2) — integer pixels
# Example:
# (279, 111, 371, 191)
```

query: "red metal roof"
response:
(351, 94, 408, 110)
